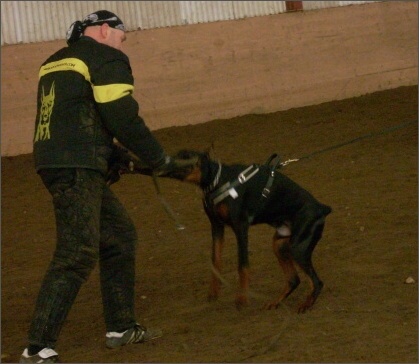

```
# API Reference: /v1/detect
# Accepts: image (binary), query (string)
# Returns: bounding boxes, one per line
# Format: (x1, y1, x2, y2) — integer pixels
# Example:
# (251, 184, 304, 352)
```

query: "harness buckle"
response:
(238, 165, 259, 184)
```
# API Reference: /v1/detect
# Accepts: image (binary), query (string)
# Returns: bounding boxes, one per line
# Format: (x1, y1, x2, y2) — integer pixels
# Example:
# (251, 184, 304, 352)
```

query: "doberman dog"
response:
(137, 149, 332, 313)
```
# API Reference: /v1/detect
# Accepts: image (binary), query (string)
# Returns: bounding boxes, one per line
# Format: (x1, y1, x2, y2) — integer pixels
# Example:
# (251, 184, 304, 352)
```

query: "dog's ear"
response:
(204, 142, 217, 161)
(173, 150, 201, 168)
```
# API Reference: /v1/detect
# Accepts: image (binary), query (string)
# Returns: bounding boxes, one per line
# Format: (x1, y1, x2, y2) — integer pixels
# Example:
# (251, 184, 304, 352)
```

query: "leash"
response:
(152, 173, 185, 231)
(280, 119, 417, 167)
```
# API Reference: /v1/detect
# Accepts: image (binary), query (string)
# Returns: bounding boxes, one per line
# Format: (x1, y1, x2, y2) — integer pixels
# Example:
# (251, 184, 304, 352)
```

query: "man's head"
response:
(66, 10, 126, 50)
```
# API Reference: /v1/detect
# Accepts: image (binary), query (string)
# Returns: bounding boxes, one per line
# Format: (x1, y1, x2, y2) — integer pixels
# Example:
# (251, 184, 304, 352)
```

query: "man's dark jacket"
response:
(33, 36, 165, 175)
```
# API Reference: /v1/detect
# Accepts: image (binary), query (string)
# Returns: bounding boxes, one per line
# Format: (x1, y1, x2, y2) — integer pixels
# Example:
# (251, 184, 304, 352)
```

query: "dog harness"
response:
(205, 154, 282, 217)
(208, 164, 260, 205)
(203, 161, 222, 194)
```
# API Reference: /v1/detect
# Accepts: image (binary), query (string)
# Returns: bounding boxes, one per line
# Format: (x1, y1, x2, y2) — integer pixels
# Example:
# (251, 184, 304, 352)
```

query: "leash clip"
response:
(280, 158, 299, 167)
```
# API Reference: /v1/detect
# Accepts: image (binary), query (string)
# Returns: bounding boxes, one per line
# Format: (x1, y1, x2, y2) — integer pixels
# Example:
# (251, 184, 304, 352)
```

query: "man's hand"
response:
(152, 155, 177, 176)
(151, 154, 199, 180)
(106, 145, 137, 185)
(106, 145, 199, 184)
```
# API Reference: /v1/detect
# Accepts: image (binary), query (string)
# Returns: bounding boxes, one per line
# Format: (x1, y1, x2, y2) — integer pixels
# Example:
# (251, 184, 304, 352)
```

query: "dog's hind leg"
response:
(290, 216, 326, 313)
(208, 221, 225, 302)
(264, 227, 300, 310)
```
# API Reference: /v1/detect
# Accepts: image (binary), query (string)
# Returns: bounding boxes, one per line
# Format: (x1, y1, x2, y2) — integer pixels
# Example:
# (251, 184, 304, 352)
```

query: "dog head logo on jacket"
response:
(34, 81, 55, 142)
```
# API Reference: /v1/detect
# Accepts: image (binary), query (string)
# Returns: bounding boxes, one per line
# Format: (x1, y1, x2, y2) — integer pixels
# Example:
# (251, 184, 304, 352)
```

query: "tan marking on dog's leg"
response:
(235, 266, 250, 309)
(295, 265, 323, 314)
(297, 278, 317, 313)
(264, 234, 300, 310)
(293, 219, 325, 313)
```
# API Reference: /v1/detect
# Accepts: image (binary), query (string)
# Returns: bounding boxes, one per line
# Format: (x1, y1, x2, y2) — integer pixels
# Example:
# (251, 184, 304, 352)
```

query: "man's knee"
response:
(51, 246, 98, 282)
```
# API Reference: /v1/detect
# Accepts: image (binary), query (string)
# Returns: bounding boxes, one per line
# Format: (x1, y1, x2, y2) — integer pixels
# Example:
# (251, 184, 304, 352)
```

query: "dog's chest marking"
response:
(184, 167, 201, 184)
(215, 203, 229, 220)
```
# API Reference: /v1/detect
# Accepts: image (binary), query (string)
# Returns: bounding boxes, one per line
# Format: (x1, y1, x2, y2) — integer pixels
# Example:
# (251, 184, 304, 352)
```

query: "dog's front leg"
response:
(233, 221, 250, 309)
(208, 221, 225, 302)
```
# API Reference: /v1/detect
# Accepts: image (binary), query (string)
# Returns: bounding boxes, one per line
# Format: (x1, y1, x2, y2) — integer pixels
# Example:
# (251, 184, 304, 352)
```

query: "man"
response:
(20, 10, 178, 363)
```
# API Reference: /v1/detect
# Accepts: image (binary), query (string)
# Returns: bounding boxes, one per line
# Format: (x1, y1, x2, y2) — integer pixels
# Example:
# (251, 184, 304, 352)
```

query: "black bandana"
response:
(66, 10, 125, 46)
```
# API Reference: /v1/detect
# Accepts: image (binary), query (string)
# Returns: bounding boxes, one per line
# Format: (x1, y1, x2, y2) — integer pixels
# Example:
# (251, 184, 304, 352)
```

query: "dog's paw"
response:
(234, 294, 248, 309)
(208, 279, 221, 302)
(207, 293, 219, 302)
(297, 303, 312, 314)
(263, 301, 281, 310)
(297, 297, 316, 313)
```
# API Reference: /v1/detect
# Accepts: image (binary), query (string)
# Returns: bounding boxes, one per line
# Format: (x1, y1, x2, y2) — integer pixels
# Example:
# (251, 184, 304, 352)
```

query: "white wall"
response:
(1, 1, 376, 45)
(1, 1, 416, 156)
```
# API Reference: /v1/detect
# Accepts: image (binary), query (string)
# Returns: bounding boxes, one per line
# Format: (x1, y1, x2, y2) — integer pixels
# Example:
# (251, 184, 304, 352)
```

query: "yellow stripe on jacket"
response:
(39, 58, 134, 103)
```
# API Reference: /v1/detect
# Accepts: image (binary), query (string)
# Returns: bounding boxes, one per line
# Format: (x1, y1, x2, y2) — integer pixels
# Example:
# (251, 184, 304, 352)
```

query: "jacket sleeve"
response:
(98, 95, 166, 168)
(92, 55, 167, 168)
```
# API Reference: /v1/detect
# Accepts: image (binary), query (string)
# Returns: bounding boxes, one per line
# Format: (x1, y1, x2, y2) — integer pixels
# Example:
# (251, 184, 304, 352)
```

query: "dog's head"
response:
(133, 149, 216, 187)
(165, 149, 210, 184)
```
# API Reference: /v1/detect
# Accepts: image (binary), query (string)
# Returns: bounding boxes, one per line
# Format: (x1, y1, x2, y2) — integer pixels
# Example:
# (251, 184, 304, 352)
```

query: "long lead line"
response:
(280, 119, 417, 166)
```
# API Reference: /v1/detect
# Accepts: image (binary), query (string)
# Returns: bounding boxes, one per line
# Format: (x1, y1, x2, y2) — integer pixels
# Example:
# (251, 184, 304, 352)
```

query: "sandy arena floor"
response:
(1, 85, 417, 363)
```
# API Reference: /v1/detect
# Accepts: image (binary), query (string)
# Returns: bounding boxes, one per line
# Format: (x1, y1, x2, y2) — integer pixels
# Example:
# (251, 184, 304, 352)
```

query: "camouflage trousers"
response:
(28, 168, 138, 349)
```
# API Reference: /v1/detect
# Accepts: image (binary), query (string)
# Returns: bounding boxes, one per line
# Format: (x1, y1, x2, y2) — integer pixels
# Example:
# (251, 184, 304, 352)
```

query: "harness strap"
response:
(249, 153, 282, 224)
(205, 153, 281, 223)
(238, 165, 260, 184)
(212, 182, 233, 205)
(207, 165, 260, 205)
(261, 154, 282, 198)
(203, 161, 222, 194)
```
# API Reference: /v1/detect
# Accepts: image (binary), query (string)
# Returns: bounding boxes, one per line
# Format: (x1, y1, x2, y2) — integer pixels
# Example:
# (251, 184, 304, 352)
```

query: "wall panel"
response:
(1, 1, 415, 156)
(1, 1, 377, 45)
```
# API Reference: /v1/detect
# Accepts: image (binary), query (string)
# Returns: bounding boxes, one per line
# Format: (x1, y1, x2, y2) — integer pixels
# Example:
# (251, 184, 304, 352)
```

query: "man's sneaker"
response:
(20, 348, 59, 363)
(106, 323, 162, 349)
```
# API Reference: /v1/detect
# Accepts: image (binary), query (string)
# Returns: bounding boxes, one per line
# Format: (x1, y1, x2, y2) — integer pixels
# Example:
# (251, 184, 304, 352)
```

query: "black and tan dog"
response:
(138, 149, 332, 313)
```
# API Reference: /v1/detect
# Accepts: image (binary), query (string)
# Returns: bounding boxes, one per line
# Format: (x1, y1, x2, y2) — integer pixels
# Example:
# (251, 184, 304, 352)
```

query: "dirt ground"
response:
(1, 85, 418, 363)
